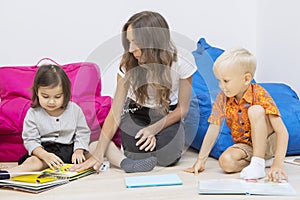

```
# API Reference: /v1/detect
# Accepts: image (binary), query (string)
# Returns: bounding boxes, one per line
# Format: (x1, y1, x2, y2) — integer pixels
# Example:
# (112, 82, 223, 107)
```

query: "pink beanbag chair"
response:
(0, 60, 120, 161)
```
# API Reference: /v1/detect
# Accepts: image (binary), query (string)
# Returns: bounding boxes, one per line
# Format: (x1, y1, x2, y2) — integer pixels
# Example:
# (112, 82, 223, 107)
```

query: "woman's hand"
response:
(135, 127, 157, 151)
(71, 155, 103, 172)
(72, 149, 86, 164)
(184, 159, 205, 175)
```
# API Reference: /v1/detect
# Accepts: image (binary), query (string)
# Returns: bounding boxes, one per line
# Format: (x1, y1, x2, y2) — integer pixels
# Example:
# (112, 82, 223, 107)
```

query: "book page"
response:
(198, 179, 297, 196)
(198, 179, 246, 194)
(42, 163, 95, 180)
(246, 180, 297, 196)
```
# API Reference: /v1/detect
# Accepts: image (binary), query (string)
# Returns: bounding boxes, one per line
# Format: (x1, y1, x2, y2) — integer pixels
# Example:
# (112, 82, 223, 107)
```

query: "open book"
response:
(198, 178, 297, 196)
(41, 163, 95, 180)
(285, 157, 300, 166)
(0, 164, 95, 193)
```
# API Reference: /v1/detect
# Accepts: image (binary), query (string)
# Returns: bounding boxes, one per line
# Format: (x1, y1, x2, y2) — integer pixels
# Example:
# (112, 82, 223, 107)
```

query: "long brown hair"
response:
(120, 11, 177, 111)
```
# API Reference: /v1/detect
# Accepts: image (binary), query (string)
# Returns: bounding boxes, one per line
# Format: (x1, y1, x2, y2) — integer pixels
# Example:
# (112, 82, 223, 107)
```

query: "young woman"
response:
(72, 11, 197, 172)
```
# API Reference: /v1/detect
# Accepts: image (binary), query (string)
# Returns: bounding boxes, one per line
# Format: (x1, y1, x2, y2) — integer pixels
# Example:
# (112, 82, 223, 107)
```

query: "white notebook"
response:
(125, 174, 183, 188)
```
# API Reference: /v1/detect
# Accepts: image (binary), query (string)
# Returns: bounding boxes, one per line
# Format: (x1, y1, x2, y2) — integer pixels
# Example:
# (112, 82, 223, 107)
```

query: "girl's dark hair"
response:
(31, 64, 71, 108)
(120, 11, 177, 111)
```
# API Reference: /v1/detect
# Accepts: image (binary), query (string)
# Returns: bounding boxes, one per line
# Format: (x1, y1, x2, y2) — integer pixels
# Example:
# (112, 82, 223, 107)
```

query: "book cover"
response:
(125, 174, 183, 188)
(198, 178, 297, 196)
(10, 173, 58, 184)
(0, 164, 95, 193)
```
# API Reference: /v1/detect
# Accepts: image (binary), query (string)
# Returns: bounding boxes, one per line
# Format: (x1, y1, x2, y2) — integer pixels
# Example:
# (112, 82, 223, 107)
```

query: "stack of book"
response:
(0, 164, 95, 193)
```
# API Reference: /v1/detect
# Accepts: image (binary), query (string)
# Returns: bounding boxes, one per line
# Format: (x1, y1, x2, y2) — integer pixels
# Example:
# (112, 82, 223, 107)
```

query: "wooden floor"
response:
(1, 148, 299, 200)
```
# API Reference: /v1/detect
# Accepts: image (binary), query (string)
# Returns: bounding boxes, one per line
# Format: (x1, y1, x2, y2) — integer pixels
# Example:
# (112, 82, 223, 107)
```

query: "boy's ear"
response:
(244, 72, 252, 84)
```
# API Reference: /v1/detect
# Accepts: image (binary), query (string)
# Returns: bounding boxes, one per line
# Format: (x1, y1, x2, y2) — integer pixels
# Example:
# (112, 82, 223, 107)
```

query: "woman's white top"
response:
(118, 53, 197, 108)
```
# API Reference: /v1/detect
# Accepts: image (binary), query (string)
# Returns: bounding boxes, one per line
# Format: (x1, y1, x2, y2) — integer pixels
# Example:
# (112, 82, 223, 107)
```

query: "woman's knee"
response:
(157, 154, 181, 167)
(156, 135, 183, 167)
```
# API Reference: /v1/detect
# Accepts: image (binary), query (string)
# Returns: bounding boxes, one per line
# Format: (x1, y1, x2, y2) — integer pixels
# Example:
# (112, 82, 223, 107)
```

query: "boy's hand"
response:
(72, 149, 86, 164)
(184, 159, 205, 175)
(268, 165, 288, 182)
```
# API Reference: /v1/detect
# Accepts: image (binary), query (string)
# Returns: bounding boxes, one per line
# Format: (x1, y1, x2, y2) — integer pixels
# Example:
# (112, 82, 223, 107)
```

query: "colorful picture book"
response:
(125, 174, 183, 188)
(285, 157, 300, 166)
(41, 163, 95, 180)
(0, 164, 95, 193)
(198, 178, 297, 196)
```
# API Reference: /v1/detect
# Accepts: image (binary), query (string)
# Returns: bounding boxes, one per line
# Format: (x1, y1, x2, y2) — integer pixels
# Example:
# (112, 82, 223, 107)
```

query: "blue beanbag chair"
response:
(260, 83, 300, 155)
(185, 38, 300, 159)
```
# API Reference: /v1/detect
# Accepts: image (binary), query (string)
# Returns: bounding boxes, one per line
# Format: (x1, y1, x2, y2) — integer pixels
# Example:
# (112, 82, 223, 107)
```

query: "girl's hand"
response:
(72, 149, 86, 164)
(268, 165, 288, 182)
(42, 152, 64, 170)
(135, 127, 156, 151)
(184, 159, 205, 175)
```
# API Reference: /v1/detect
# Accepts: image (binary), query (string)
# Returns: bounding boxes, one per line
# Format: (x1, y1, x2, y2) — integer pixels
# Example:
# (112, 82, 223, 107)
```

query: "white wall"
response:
(0, 0, 298, 96)
(256, 0, 300, 95)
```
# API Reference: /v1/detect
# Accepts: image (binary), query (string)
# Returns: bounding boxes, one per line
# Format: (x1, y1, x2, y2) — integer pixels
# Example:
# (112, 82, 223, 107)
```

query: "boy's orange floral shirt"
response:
(208, 83, 280, 146)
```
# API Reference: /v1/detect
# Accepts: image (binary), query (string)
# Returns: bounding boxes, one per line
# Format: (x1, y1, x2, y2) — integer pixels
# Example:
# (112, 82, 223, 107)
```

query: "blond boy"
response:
(185, 48, 289, 182)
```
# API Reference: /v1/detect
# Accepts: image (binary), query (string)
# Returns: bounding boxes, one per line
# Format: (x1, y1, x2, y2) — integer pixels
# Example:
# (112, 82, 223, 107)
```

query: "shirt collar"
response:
(227, 84, 253, 104)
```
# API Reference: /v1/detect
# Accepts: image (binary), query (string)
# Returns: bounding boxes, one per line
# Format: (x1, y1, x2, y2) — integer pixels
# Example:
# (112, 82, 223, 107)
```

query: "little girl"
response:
(0, 64, 91, 179)
(0, 64, 156, 179)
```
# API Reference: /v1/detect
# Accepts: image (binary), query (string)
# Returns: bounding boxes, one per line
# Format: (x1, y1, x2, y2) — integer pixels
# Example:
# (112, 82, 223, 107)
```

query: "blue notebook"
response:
(125, 174, 183, 188)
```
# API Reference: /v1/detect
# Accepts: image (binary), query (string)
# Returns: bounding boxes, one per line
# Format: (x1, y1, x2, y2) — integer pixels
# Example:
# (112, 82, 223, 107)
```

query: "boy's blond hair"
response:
(214, 48, 256, 77)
